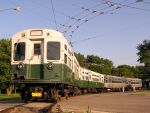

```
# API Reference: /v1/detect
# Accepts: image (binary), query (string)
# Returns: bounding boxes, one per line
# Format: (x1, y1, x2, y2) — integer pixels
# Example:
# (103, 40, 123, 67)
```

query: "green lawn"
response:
(0, 93, 20, 100)
(131, 90, 150, 95)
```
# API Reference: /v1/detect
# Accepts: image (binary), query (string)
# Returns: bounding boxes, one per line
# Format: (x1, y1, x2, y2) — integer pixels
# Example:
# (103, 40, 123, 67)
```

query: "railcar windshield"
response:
(47, 42, 60, 60)
(14, 42, 25, 61)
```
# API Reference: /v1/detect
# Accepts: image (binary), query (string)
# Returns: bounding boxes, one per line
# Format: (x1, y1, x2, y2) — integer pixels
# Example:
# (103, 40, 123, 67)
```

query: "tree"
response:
(86, 55, 101, 64)
(137, 39, 150, 67)
(75, 53, 113, 74)
(74, 53, 86, 67)
(112, 65, 134, 77)
(0, 39, 13, 94)
(137, 39, 150, 80)
(86, 55, 113, 74)
(133, 66, 144, 78)
(117, 65, 134, 77)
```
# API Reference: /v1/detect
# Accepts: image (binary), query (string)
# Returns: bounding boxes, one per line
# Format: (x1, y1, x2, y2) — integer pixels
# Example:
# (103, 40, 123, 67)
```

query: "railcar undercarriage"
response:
(19, 82, 105, 103)
(20, 83, 82, 103)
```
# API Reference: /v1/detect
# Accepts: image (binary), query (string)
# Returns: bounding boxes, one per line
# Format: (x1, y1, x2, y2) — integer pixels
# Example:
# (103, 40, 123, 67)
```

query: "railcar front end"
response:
(11, 29, 74, 102)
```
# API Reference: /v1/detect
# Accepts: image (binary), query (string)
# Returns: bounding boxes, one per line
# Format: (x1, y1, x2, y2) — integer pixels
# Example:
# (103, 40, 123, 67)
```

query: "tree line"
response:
(0, 38, 150, 94)
(75, 39, 150, 80)
(75, 53, 144, 78)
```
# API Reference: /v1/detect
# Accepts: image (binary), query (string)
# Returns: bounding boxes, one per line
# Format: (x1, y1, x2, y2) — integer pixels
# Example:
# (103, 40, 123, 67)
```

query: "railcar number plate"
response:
(31, 92, 42, 97)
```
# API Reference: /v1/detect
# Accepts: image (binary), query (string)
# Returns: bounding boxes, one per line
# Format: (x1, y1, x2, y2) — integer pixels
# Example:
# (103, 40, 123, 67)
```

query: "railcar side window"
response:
(14, 42, 25, 61)
(85, 76, 89, 81)
(64, 44, 67, 50)
(64, 54, 67, 64)
(47, 42, 60, 60)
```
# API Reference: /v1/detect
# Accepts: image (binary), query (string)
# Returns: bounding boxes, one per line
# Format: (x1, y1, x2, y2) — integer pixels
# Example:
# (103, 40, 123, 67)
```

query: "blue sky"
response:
(0, 0, 150, 66)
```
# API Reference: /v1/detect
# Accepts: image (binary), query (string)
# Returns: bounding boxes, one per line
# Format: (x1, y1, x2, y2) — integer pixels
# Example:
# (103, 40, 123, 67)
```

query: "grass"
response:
(0, 93, 21, 100)
(130, 90, 150, 95)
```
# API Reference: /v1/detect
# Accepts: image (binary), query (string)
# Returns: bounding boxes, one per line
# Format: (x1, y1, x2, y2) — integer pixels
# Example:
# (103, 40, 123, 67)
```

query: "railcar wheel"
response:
(64, 89, 68, 100)
(24, 91, 32, 103)
(74, 87, 81, 96)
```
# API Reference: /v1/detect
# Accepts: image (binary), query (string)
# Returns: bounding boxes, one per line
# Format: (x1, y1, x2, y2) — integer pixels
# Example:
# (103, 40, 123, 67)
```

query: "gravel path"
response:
(0, 99, 23, 111)
(1, 93, 150, 113)
(0, 99, 53, 113)
(57, 92, 150, 113)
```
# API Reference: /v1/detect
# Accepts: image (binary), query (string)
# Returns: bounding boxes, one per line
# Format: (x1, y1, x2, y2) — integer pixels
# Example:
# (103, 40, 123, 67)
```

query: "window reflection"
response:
(47, 42, 60, 60)
(14, 42, 25, 61)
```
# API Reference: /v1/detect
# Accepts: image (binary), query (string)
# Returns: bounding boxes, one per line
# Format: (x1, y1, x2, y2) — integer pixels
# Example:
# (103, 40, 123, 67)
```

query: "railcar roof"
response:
(11, 28, 66, 40)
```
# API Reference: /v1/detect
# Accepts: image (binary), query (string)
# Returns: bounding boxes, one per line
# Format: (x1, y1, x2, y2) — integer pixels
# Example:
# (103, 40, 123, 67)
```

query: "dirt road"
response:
(0, 101, 54, 113)
(57, 92, 150, 113)
(0, 99, 23, 111)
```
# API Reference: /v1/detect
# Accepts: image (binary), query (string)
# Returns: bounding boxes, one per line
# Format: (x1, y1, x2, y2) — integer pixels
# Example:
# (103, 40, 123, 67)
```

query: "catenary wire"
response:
(66, 1, 136, 38)
(50, 0, 58, 31)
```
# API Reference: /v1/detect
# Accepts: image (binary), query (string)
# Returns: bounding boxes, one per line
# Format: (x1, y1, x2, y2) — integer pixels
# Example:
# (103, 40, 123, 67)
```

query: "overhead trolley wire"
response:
(50, 0, 58, 31)
(70, 0, 150, 45)
(65, 1, 134, 38)
(63, 0, 131, 37)
(28, 0, 84, 31)
(105, 0, 150, 12)
(60, 0, 129, 36)
(143, 1, 150, 5)
(67, 0, 150, 38)
(60, 1, 106, 32)
(124, 4, 150, 12)
(63, 4, 116, 37)
(71, 21, 150, 46)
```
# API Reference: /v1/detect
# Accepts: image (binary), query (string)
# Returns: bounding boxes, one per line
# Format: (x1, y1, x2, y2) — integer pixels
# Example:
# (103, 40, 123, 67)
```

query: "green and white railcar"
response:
(11, 28, 141, 101)
(74, 68, 104, 92)
(11, 29, 78, 101)
(89, 71, 104, 89)
(11, 28, 104, 101)
(11, 29, 75, 84)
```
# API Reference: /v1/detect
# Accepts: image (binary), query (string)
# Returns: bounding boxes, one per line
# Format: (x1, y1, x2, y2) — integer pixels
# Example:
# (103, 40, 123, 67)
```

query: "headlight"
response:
(17, 62, 24, 70)
(47, 62, 53, 70)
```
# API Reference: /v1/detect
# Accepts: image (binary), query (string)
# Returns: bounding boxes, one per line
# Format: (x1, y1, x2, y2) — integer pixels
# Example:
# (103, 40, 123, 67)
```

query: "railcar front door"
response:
(29, 40, 44, 79)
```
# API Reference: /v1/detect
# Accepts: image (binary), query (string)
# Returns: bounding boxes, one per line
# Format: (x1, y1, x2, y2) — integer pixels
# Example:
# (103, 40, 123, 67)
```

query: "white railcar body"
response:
(11, 28, 142, 101)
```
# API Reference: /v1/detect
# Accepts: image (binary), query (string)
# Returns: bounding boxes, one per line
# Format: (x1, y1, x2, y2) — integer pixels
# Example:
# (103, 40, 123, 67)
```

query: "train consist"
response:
(11, 28, 142, 102)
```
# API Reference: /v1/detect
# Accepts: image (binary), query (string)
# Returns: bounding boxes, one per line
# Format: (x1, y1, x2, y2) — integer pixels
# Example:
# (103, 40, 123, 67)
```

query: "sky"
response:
(0, 0, 150, 66)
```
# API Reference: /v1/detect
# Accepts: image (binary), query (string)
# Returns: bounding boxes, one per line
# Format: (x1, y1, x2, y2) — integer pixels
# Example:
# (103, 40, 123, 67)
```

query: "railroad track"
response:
(0, 94, 98, 113)
(0, 93, 81, 113)
(0, 101, 56, 113)
(0, 93, 125, 113)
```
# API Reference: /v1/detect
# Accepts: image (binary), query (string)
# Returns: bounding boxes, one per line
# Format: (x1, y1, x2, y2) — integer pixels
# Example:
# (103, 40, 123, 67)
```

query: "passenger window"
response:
(47, 42, 60, 60)
(64, 44, 67, 50)
(86, 76, 89, 81)
(82, 76, 84, 80)
(64, 54, 67, 64)
(68, 57, 71, 67)
(14, 42, 25, 61)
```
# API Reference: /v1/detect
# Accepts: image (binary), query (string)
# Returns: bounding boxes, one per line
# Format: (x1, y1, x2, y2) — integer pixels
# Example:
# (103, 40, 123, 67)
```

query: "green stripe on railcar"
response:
(11, 64, 27, 77)
(74, 80, 104, 88)
(89, 81, 104, 88)
(43, 64, 63, 81)
(74, 80, 89, 88)
(11, 64, 104, 89)
(11, 64, 74, 84)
